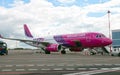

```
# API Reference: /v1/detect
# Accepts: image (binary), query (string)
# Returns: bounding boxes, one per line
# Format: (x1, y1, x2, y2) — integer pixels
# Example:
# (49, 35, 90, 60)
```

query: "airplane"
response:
(0, 24, 112, 54)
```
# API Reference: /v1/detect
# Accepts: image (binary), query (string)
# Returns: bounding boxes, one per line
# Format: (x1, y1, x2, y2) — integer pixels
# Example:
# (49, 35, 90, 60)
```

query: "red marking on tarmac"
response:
(114, 70, 120, 72)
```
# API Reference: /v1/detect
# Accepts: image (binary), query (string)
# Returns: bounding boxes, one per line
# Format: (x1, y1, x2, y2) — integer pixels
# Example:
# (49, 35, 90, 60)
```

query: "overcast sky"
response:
(0, 0, 120, 48)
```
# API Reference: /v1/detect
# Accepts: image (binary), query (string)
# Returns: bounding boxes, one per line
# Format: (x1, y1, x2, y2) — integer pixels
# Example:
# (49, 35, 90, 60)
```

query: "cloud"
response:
(57, 0, 76, 3)
(0, 0, 120, 48)
(11, 0, 24, 7)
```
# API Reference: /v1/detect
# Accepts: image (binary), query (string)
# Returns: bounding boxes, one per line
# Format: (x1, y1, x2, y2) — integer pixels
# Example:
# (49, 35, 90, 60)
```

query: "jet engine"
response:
(46, 44, 62, 52)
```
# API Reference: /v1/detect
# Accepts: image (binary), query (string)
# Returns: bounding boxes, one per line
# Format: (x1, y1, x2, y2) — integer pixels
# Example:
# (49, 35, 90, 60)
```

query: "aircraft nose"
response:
(105, 38, 112, 45)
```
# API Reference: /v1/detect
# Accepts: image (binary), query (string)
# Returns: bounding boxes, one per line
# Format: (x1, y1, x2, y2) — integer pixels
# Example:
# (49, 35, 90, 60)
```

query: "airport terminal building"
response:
(112, 29, 120, 48)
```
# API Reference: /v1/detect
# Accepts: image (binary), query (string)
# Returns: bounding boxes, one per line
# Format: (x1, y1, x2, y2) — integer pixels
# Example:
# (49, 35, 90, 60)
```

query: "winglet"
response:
(24, 24, 33, 38)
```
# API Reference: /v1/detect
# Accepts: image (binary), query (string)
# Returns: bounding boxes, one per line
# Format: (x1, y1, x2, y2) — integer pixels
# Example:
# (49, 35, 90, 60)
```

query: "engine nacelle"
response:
(69, 48, 84, 52)
(46, 44, 61, 52)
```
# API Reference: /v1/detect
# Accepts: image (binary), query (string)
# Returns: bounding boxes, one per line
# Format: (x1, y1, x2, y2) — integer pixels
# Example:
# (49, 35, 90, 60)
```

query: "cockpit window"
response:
(101, 34, 105, 37)
(96, 34, 105, 38)
(96, 35, 101, 38)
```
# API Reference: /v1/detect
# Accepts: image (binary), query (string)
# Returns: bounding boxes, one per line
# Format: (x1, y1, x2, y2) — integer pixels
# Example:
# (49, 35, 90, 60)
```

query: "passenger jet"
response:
(0, 24, 112, 54)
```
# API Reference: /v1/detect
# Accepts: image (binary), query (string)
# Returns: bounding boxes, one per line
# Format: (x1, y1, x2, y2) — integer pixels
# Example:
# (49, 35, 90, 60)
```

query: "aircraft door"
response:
(86, 36, 92, 43)
(74, 40, 82, 47)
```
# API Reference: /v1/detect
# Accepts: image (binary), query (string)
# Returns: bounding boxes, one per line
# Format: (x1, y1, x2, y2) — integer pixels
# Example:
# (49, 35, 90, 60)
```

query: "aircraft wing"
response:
(0, 34, 50, 46)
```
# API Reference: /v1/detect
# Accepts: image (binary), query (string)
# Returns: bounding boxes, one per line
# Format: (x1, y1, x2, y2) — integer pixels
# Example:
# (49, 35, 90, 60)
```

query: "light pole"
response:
(107, 10, 111, 39)
(107, 10, 112, 52)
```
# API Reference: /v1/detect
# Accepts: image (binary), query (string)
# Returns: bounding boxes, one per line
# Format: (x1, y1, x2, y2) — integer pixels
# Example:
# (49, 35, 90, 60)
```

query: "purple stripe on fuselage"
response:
(54, 35, 65, 43)
(54, 35, 71, 47)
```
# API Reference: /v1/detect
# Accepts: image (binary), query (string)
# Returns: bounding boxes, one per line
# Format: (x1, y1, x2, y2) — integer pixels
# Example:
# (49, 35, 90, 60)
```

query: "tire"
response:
(61, 50, 66, 54)
(111, 54, 114, 56)
(5, 50, 8, 55)
(0, 53, 4, 56)
(45, 50, 50, 54)
(90, 52, 96, 55)
(118, 53, 120, 57)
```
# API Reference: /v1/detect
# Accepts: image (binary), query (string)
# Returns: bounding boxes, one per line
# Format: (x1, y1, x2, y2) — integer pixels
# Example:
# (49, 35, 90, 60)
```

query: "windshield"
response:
(96, 34, 106, 38)
(0, 42, 7, 47)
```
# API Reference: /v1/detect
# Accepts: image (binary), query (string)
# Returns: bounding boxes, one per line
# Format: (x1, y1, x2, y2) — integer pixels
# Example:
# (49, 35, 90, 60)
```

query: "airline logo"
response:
(33, 38, 44, 42)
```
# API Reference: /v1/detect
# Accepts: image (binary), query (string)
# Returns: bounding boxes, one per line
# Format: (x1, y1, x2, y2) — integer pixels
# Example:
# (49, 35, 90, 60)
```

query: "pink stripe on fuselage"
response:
(54, 32, 111, 48)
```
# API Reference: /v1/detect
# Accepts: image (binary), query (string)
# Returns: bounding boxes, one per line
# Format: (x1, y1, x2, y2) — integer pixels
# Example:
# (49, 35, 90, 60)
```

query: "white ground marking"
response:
(85, 64, 94, 66)
(66, 64, 75, 66)
(26, 64, 35, 67)
(89, 68, 98, 70)
(0, 64, 120, 72)
(16, 64, 25, 67)
(16, 69, 25, 71)
(53, 68, 63, 70)
(37, 64, 45, 66)
(94, 64, 103, 66)
(41, 68, 51, 70)
(111, 67, 120, 70)
(2, 69, 12, 71)
(76, 64, 84, 66)
(101, 68, 110, 70)
(5, 65, 13, 67)
(56, 64, 65, 66)
(46, 64, 55, 66)
(77, 68, 87, 70)
(114, 64, 120, 66)
(103, 64, 113, 66)
(65, 68, 75, 70)
(64, 69, 119, 75)
(1, 64, 119, 67)
(28, 69, 38, 71)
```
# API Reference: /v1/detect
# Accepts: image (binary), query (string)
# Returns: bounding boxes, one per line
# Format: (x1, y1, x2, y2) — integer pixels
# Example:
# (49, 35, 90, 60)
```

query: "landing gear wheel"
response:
(118, 53, 120, 57)
(90, 52, 96, 55)
(111, 54, 114, 56)
(61, 50, 66, 54)
(101, 52, 104, 55)
(45, 50, 50, 54)
(5, 50, 8, 55)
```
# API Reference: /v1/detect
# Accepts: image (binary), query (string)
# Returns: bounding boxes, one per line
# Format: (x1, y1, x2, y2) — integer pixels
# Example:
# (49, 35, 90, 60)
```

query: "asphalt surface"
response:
(0, 50, 120, 75)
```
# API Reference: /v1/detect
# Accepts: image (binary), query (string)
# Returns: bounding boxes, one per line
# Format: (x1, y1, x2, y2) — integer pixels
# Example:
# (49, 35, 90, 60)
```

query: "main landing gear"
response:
(61, 48, 66, 54)
(61, 50, 66, 54)
(45, 50, 50, 54)
(44, 50, 66, 54)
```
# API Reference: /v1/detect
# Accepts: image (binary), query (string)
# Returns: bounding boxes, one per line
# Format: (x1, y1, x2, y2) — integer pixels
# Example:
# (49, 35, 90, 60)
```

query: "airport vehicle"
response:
(0, 41, 8, 55)
(0, 24, 112, 54)
(111, 48, 120, 56)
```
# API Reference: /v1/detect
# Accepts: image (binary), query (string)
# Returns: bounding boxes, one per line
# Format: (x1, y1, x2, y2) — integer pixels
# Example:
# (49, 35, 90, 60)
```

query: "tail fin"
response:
(24, 24, 33, 38)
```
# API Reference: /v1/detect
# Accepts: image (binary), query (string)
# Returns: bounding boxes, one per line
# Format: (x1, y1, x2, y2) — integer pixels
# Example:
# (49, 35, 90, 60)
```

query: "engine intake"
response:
(46, 44, 61, 52)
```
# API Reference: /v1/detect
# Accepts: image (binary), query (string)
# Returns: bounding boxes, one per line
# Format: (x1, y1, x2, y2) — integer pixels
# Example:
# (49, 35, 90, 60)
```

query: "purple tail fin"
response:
(24, 24, 33, 38)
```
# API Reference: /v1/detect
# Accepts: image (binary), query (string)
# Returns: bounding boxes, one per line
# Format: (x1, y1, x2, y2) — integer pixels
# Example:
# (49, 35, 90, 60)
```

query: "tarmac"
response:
(0, 50, 120, 75)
